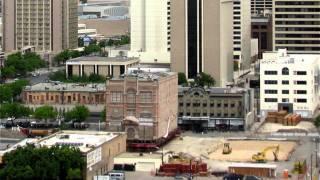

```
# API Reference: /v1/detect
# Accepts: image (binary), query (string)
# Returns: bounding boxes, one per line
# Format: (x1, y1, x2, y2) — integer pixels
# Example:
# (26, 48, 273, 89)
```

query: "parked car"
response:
(223, 173, 244, 180)
(244, 175, 262, 180)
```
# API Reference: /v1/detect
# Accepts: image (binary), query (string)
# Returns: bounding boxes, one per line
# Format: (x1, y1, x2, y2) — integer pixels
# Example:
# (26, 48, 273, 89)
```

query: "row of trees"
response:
(1, 52, 46, 79)
(0, 104, 90, 124)
(178, 72, 216, 87)
(0, 145, 84, 179)
(49, 70, 106, 83)
(0, 80, 29, 103)
(98, 35, 130, 48)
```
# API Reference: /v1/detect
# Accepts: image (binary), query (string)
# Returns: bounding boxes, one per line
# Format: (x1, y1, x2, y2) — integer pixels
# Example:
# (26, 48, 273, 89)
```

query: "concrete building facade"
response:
(260, 49, 320, 119)
(251, 15, 273, 59)
(22, 83, 106, 112)
(2, 0, 78, 53)
(128, 0, 171, 64)
(233, 0, 252, 70)
(178, 86, 254, 131)
(272, 0, 320, 54)
(251, 0, 272, 15)
(105, 72, 178, 144)
(66, 56, 139, 78)
(36, 131, 127, 180)
(171, 0, 234, 87)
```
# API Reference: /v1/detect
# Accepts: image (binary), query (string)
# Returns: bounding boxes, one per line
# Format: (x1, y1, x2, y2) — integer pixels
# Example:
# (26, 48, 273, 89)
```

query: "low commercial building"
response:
(0, 131, 127, 180)
(106, 72, 178, 150)
(36, 131, 126, 180)
(22, 83, 106, 112)
(178, 86, 254, 131)
(66, 56, 139, 78)
(260, 49, 320, 119)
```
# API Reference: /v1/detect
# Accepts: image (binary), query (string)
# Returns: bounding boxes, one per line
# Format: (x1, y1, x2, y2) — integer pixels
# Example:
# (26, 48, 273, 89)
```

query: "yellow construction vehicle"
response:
(252, 145, 280, 163)
(222, 143, 232, 154)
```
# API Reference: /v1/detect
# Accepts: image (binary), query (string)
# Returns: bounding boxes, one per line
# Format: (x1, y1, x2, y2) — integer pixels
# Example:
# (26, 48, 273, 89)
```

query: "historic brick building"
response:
(22, 83, 106, 112)
(105, 72, 178, 149)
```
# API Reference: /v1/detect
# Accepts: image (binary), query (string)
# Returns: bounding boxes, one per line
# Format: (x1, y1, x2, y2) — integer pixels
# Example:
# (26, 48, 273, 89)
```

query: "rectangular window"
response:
(264, 80, 277, 84)
(282, 80, 289, 85)
(282, 90, 289, 94)
(140, 92, 152, 103)
(264, 71, 277, 75)
(265, 90, 278, 94)
(294, 81, 307, 85)
(295, 90, 307, 94)
(265, 98, 277, 102)
(111, 92, 122, 103)
(296, 99, 307, 103)
(294, 71, 307, 75)
(282, 98, 289, 103)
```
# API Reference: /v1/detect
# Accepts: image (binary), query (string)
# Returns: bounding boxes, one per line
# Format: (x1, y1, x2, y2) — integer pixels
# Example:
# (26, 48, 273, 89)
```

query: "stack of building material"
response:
(266, 111, 288, 123)
(266, 111, 301, 126)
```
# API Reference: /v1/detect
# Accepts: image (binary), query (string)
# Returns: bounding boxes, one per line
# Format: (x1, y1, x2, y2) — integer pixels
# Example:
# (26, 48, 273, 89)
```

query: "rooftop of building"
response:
(66, 56, 139, 65)
(24, 83, 106, 92)
(178, 86, 250, 95)
(261, 49, 320, 65)
(115, 152, 162, 159)
(111, 71, 176, 81)
(38, 131, 124, 153)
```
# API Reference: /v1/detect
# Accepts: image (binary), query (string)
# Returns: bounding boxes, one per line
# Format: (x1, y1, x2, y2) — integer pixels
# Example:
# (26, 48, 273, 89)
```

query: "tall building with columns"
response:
(171, 0, 234, 87)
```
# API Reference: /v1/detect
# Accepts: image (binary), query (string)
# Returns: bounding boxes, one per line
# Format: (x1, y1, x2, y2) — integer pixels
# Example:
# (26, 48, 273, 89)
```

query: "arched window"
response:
(282, 67, 289, 75)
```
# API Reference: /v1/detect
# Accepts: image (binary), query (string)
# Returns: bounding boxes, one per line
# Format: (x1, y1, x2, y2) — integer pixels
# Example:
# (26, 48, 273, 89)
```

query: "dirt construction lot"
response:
(209, 140, 297, 162)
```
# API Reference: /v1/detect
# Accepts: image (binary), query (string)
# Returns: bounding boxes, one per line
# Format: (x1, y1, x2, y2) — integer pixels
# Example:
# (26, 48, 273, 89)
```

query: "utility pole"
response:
(310, 154, 313, 180)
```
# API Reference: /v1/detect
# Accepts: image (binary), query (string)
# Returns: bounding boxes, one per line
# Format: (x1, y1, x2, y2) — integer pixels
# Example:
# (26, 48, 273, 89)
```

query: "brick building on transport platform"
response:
(105, 71, 178, 150)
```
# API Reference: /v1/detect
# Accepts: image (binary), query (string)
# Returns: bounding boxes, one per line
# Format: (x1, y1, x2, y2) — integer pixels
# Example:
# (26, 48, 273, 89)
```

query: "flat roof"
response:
(24, 83, 106, 92)
(178, 86, 249, 95)
(111, 71, 176, 81)
(66, 56, 139, 65)
(38, 131, 123, 153)
(115, 152, 162, 159)
(229, 163, 277, 169)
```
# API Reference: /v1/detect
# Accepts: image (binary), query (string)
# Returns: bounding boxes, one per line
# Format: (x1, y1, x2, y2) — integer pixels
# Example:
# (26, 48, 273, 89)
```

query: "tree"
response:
(194, 72, 215, 87)
(83, 44, 101, 56)
(78, 37, 84, 47)
(4, 52, 45, 76)
(100, 108, 106, 122)
(178, 72, 188, 86)
(0, 103, 33, 118)
(65, 105, 89, 123)
(315, 115, 320, 128)
(1, 66, 16, 79)
(8, 79, 29, 97)
(0, 85, 13, 103)
(34, 106, 57, 123)
(0, 145, 85, 180)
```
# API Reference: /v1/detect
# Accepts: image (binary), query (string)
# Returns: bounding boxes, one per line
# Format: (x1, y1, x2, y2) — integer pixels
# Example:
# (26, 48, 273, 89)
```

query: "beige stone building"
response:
(22, 83, 106, 112)
(106, 72, 178, 149)
(2, 0, 78, 53)
(36, 131, 126, 180)
(66, 56, 139, 78)
(171, 0, 234, 87)
(272, 0, 320, 54)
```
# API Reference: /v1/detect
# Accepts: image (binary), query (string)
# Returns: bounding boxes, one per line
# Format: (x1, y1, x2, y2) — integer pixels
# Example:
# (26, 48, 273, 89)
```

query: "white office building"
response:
(233, 0, 252, 70)
(260, 49, 320, 119)
(128, 0, 171, 64)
